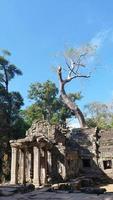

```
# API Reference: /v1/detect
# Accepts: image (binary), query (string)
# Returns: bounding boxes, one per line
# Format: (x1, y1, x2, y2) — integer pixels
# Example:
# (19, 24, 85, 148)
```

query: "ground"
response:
(1, 186, 113, 200)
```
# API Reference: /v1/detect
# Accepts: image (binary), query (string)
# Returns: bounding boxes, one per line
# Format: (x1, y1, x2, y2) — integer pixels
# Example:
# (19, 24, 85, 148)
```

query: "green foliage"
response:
(28, 80, 59, 122)
(21, 104, 44, 126)
(68, 92, 83, 102)
(22, 80, 82, 126)
(0, 51, 24, 137)
(28, 80, 58, 102)
(11, 117, 29, 139)
(0, 50, 25, 181)
(0, 55, 22, 90)
(84, 101, 113, 129)
(9, 92, 24, 123)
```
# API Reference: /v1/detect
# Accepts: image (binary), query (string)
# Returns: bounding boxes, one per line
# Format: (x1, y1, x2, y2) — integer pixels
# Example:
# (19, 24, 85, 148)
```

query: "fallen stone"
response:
(51, 181, 81, 191)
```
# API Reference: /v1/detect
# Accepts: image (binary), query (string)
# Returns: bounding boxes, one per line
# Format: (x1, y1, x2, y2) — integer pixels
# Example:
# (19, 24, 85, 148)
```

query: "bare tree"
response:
(57, 44, 96, 128)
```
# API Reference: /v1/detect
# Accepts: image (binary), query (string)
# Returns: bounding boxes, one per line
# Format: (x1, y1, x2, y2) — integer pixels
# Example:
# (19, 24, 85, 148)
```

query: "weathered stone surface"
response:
(51, 177, 94, 192)
(9, 120, 113, 188)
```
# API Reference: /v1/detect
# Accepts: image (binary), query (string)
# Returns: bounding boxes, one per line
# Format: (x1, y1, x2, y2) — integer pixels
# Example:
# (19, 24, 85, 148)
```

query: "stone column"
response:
(30, 149, 33, 181)
(61, 147, 66, 180)
(27, 152, 32, 182)
(25, 150, 31, 183)
(10, 146, 18, 184)
(44, 150, 47, 184)
(61, 162, 66, 180)
(40, 148, 47, 185)
(20, 149, 26, 184)
(33, 146, 40, 186)
(47, 151, 52, 174)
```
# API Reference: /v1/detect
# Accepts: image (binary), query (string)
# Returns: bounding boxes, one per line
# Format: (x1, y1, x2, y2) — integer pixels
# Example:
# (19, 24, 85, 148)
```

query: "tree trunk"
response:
(57, 66, 87, 128)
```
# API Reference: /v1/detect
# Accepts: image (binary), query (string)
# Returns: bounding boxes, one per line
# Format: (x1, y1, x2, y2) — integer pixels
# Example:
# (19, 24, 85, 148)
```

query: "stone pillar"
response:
(27, 152, 32, 182)
(47, 151, 52, 172)
(61, 162, 66, 180)
(60, 147, 66, 180)
(10, 146, 18, 184)
(44, 150, 47, 184)
(25, 150, 31, 183)
(30, 149, 33, 181)
(20, 149, 26, 184)
(33, 146, 40, 186)
(40, 148, 47, 185)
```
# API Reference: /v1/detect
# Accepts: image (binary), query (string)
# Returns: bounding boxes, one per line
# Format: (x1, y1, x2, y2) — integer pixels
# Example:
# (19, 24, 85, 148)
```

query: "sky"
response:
(0, 0, 113, 110)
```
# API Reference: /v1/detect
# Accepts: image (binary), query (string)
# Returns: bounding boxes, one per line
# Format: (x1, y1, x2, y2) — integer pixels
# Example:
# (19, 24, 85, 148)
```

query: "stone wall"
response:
(10, 120, 113, 186)
(98, 129, 113, 178)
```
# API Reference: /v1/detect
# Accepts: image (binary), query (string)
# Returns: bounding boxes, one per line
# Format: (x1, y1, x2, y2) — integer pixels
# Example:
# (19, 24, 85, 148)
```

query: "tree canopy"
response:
(22, 80, 82, 126)
(84, 101, 113, 129)
(0, 50, 24, 138)
(0, 50, 25, 181)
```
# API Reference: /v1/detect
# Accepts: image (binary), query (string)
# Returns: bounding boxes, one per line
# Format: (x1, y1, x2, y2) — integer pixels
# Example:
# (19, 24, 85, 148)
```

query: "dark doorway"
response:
(82, 159, 91, 167)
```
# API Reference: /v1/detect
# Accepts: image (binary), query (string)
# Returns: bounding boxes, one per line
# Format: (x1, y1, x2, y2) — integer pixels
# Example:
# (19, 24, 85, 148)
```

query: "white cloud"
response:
(90, 29, 112, 49)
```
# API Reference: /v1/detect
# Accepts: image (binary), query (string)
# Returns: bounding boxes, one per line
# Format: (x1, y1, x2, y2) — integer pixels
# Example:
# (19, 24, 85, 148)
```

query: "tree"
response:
(28, 80, 59, 123)
(21, 103, 44, 126)
(22, 80, 82, 126)
(57, 44, 96, 128)
(0, 50, 23, 138)
(0, 50, 22, 92)
(0, 50, 24, 181)
(84, 101, 113, 129)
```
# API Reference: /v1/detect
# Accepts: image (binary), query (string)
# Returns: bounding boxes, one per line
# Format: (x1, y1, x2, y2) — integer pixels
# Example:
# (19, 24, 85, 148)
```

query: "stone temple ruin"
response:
(10, 120, 113, 187)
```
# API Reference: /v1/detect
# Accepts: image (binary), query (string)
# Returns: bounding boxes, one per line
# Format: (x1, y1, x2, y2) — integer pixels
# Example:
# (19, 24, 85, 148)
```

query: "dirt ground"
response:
(1, 186, 113, 200)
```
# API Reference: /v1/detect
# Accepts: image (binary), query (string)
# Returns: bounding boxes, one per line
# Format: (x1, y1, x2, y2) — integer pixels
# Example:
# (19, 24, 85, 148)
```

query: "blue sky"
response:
(0, 0, 113, 109)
